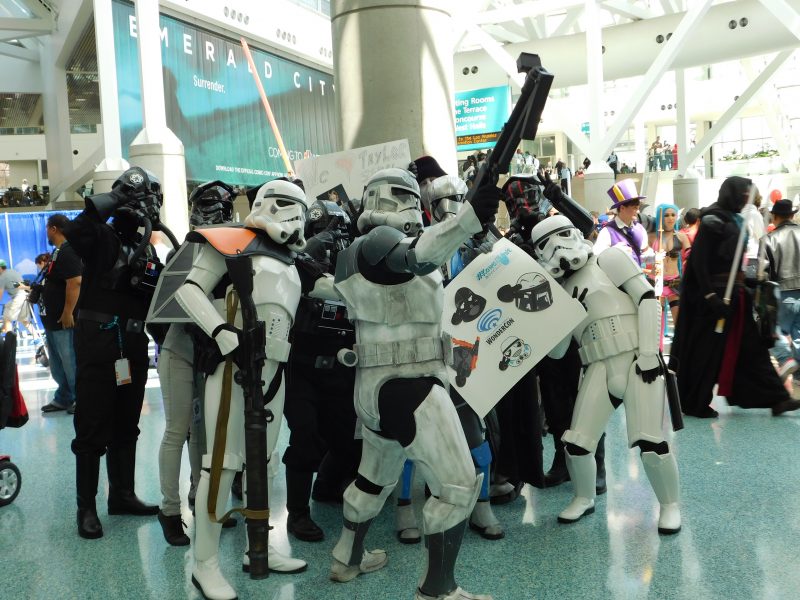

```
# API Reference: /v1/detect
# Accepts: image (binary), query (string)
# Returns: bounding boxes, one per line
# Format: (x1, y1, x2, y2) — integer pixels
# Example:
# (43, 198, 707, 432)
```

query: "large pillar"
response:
(672, 68, 699, 209)
(93, 0, 129, 194)
(581, 0, 613, 212)
(331, 1, 457, 173)
(128, 0, 188, 242)
(39, 39, 73, 206)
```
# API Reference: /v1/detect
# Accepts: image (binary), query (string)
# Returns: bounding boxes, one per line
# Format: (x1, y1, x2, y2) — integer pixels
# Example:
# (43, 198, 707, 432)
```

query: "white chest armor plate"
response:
(564, 258, 639, 363)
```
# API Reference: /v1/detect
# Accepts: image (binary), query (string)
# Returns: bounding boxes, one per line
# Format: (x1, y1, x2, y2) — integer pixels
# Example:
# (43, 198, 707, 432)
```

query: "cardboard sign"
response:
(442, 238, 586, 418)
(294, 139, 412, 205)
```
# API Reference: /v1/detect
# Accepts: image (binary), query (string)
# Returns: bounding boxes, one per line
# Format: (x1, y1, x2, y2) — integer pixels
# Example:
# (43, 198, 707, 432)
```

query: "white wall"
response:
(0, 132, 102, 187)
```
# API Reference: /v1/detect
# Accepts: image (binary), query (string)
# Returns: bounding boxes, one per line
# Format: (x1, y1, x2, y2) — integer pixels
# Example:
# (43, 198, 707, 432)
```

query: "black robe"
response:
(670, 181, 789, 416)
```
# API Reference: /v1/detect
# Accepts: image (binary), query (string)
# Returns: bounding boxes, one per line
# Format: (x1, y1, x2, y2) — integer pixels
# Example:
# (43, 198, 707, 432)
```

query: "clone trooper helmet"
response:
(357, 168, 424, 236)
(498, 337, 531, 371)
(245, 179, 308, 251)
(529, 215, 591, 278)
(189, 180, 234, 228)
(425, 175, 468, 223)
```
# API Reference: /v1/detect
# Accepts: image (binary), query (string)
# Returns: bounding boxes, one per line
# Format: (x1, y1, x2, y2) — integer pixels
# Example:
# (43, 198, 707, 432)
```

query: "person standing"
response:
(40, 214, 82, 415)
(593, 179, 649, 266)
(767, 199, 800, 380)
(670, 177, 800, 418)
(64, 167, 164, 540)
(607, 152, 619, 176)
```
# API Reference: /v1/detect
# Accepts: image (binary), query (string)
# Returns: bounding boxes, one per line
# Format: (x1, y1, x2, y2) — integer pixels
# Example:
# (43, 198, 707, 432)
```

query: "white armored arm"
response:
(308, 273, 340, 301)
(174, 245, 239, 356)
(548, 334, 572, 360)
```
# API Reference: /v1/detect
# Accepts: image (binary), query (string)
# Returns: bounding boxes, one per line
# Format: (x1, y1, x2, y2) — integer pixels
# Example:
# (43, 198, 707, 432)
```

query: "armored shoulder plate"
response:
(360, 226, 407, 266)
(187, 225, 294, 265)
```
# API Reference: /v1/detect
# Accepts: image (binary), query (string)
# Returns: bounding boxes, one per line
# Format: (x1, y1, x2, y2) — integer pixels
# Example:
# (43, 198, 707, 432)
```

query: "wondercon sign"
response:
(454, 85, 511, 152)
(111, 0, 339, 185)
(442, 239, 586, 418)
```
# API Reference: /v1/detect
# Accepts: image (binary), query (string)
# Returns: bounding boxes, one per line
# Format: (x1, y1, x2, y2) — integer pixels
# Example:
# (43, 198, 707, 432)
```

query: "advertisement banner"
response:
(455, 85, 511, 152)
(294, 139, 411, 207)
(112, 0, 339, 186)
(442, 239, 586, 418)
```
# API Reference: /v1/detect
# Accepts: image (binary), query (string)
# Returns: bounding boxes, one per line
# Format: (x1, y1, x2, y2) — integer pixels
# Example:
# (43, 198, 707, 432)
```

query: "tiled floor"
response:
(3, 341, 800, 600)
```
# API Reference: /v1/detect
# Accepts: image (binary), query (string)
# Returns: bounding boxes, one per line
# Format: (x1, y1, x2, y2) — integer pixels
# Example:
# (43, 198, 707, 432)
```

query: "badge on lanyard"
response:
(115, 358, 132, 386)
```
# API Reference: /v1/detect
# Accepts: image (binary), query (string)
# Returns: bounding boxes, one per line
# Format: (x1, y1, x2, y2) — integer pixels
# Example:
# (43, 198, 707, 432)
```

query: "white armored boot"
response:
(557, 450, 597, 523)
(192, 469, 237, 600)
(241, 458, 307, 574)
(641, 451, 681, 534)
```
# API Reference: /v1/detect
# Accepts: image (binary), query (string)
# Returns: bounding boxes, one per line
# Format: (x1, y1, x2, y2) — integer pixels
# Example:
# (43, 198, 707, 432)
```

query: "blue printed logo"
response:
(477, 308, 503, 332)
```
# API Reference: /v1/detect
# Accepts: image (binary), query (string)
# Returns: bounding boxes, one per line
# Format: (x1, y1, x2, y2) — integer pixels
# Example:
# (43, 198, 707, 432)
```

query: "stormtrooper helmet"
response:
(529, 215, 591, 278)
(498, 337, 531, 371)
(189, 180, 234, 228)
(245, 179, 308, 251)
(357, 168, 424, 236)
(425, 175, 468, 223)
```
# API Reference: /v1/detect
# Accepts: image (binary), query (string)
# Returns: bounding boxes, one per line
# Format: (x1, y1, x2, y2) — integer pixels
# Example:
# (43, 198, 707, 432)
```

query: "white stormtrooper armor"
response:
(530, 215, 681, 535)
(246, 178, 308, 251)
(175, 180, 308, 600)
(424, 175, 468, 223)
(331, 168, 493, 600)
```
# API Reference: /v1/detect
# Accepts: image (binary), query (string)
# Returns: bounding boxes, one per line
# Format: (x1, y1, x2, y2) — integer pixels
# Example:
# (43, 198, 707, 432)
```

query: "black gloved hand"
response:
(635, 353, 665, 384)
(705, 293, 732, 319)
(469, 178, 502, 225)
(407, 161, 419, 179)
(537, 172, 564, 204)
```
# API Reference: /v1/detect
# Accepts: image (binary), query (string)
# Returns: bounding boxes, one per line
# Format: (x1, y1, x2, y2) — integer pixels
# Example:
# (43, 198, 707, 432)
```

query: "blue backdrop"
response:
(0, 210, 81, 303)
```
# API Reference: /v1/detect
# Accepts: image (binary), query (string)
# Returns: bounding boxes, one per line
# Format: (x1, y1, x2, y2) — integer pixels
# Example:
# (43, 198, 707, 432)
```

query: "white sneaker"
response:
(778, 358, 799, 382)
(329, 550, 388, 582)
(415, 586, 494, 600)
(192, 556, 237, 600)
(241, 545, 307, 574)
(557, 497, 595, 523)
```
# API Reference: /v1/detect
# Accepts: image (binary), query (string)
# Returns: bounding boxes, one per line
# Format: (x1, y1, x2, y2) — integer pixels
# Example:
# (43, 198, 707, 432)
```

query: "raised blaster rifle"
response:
(466, 53, 594, 238)
(225, 255, 273, 580)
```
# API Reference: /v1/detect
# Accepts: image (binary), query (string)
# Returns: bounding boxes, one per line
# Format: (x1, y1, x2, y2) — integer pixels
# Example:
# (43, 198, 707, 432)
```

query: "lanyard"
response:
(101, 316, 125, 359)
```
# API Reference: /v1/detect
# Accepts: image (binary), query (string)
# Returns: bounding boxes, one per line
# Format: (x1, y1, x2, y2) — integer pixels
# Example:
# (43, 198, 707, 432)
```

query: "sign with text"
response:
(112, 0, 339, 186)
(294, 139, 411, 206)
(442, 239, 586, 418)
(455, 85, 511, 152)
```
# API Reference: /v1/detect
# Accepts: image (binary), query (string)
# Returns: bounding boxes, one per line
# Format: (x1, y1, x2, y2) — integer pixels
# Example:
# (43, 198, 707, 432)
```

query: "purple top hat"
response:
(607, 179, 646, 208)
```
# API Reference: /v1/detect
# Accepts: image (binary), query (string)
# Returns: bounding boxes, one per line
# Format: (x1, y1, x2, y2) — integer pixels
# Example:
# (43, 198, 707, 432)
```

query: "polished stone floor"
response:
(3, 342, 800, 600)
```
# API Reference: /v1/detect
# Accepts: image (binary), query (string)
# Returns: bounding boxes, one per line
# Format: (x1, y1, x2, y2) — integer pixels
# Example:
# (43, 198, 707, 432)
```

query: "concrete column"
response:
(584, 0, 604, 167)
(672, 68, 699, 210)
(672, 177, 700, 210)
(785, 172, 800, 204)
(583, 171, 614, 214)
(39, 39, 73, 205)
(331, 0, 457, 173)
(93, 0, 129, 193)
(128, 0, 188, 242)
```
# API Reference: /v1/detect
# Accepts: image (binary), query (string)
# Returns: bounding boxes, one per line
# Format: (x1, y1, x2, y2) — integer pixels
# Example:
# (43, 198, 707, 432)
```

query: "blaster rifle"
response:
(466, 53, 593, 237)
(225, 256, 273, 580)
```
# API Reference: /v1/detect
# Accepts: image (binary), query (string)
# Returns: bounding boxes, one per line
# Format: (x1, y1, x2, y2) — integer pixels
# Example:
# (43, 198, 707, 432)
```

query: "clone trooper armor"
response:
(175, 179, 309, 600)
(530, 215, 681, 534)
(331, 168, 495, 600)
(395, 173, 504, 543)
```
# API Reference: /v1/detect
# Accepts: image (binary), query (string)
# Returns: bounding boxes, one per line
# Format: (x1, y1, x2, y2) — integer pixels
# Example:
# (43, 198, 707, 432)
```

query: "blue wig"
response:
(654, 203, 682, 276)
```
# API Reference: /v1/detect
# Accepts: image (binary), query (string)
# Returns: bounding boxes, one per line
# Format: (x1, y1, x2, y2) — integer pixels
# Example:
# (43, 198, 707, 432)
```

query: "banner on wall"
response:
(112, 0, 339, 186)
(455, 85, 512, 152)
(294, 139, 411, 207)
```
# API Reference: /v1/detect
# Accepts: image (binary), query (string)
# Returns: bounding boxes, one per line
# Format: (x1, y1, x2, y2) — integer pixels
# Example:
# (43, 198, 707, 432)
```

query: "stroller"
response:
(0, 332, 26, 507)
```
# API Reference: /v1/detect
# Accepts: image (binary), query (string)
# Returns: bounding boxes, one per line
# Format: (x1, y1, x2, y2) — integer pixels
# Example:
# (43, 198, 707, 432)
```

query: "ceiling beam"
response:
(0, 41, 38, 61)
(680, 50, 794, 175)
(660, 0, 678, 13)
(18, 0, 54, 21)
(0, 17, 52, 32)
(757, 0, 800, 44)
(552, 7, 583, 36)
(472, 0, 584, 25)
(0, 29, 47, 42)
(600, 0, 657, 20)
(597, 0, 714, 159)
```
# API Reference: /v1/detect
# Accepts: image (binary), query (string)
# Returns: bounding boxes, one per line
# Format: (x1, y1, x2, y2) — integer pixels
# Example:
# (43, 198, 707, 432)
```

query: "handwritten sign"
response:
(294, 139, 411, 204)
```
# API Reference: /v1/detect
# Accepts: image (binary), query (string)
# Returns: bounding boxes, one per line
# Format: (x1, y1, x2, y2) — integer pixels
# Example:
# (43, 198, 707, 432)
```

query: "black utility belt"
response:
(77, 309, 145, 334)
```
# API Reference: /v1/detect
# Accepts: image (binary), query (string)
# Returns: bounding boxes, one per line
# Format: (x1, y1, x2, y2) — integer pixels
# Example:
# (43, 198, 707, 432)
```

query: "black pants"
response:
(283, 359, 361, 475)
(539, 342, 582, 444)
(71, 319, 149, 457)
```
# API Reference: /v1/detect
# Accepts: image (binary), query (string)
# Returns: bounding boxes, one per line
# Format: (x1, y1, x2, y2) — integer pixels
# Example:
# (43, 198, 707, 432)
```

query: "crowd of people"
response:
(8, 148, 798, 600)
